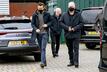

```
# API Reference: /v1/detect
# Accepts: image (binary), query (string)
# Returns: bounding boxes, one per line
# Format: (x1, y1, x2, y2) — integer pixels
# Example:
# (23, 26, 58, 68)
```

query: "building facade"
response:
(0, 0, 48, 17)
(57, 0, 105, 12)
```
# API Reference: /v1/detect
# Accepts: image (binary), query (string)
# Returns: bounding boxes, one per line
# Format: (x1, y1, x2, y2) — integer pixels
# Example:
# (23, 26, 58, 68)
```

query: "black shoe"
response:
(67, 63, 74, 67)
(75, 65, 79, 68)
(53, 55, 56, 58)
(44, 61, 47, 66)
(55, 53, 59, 57)
(44, 64, 47, 66)
(40, 64, 45, 68)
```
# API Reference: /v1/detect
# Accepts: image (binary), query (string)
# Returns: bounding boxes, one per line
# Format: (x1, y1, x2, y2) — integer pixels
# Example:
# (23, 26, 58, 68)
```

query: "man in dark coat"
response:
(60, 2, 83, 68)
(50, 8, 62, 57)
(31, 2, 53, 68)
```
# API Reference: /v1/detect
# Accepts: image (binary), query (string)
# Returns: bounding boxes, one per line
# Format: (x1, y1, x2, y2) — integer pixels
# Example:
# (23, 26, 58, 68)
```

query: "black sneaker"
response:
(55, 53, 59, 57)
(44, 64, 47, 66)
(53, 55, 56, 58)
(67, 63, 74, 67)
(44, 61, 47, 67)
(40, 64, 45, 68)
(75, 65, 79, 68)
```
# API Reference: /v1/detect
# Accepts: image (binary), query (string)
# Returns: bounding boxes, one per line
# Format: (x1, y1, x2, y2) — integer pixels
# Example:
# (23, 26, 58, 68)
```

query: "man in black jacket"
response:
(60, 2, 83, 68)
(31, 2, 53, 68)
(50, 8, 62, 57)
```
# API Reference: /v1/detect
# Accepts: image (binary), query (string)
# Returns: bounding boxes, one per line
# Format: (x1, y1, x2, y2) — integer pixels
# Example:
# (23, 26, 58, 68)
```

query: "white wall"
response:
(0, 0, 10, 15)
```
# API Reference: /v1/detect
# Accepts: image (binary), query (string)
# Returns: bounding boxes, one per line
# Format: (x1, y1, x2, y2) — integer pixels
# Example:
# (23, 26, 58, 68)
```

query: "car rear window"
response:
(81, 9, 102, 24)
(0, 19, 31, 30)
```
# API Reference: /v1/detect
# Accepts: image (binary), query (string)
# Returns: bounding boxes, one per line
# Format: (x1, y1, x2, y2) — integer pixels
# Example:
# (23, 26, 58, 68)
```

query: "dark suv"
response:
(81, 7, 103, 49)
(99, 0, 107, 71)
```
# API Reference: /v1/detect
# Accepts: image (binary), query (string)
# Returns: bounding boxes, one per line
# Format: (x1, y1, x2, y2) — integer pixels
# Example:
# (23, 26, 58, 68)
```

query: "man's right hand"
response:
(68, 27, 72, 32)
(42, 24, 48, 28)
(36, 29, 40, 33)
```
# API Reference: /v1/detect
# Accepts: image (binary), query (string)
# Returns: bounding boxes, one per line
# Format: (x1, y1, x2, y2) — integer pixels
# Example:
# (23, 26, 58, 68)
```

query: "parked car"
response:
(99, 0, 107, 71)
(80, 7, 103, 49)
(0, 16, 40, 61)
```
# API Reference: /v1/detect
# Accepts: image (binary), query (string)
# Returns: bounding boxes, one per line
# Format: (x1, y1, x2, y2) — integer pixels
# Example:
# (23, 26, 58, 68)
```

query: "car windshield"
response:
(81, 9, 102, 24)
(0, 19, 31, 30)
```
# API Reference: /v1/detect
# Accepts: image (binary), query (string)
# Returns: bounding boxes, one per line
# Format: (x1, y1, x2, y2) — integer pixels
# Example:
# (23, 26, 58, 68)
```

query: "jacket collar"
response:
(35, 11, 47, 16)
(67, 9, 79, 16)
(53, 13, 61, 19)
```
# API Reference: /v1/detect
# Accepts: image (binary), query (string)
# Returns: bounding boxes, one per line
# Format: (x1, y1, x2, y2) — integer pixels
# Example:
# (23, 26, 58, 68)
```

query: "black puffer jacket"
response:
(50, 14, 62, 34)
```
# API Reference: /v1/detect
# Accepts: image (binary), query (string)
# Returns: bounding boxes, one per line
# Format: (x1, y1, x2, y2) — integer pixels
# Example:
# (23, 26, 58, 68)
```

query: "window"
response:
(81, 9, 102, 24)
(0, 0, 9, 15)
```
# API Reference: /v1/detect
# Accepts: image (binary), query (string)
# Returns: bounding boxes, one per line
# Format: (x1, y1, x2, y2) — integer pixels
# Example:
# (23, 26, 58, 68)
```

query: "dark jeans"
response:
(37, 33, 48, 64)
(50, 33, 61, 56)
(65, 38, 79, 65)
(31, 30, 48, 64)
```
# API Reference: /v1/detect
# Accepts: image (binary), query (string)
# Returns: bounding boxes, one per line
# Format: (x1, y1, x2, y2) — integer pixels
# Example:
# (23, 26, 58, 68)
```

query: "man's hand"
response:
(71, 28, 75, 32)
(43, 24, 48, 28)
(68, 27, 72, 31)
(36, 29, 40, 33)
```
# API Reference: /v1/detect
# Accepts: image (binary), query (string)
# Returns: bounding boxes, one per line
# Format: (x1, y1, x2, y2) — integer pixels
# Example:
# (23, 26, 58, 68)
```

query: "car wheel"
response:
(34, 52, 41, 61)
(85, 43, 96, 49)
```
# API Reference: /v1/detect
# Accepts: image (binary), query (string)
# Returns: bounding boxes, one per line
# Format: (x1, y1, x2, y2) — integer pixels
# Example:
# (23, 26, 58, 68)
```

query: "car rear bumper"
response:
(80, 38, 100, 43)
(0, 45, 40, 53)
(80, 35, 100, 43)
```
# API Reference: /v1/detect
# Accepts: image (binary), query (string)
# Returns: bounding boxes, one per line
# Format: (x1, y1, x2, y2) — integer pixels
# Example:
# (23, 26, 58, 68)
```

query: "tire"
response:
(85, 43, 96, 49)
(34, 52, 41, 61)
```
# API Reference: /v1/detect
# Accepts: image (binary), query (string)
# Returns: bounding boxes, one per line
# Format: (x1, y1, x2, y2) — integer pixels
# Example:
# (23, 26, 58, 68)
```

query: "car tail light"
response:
(0, 32, 7, 35)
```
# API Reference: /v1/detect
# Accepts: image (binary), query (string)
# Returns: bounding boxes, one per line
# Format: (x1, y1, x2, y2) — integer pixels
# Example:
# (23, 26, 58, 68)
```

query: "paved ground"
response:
(0, 44, 100, 72)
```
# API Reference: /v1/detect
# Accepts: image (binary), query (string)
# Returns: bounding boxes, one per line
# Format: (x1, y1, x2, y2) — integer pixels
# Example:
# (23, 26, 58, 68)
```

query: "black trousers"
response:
(50, 33, 61, 56)
(66, 38, 79, 65)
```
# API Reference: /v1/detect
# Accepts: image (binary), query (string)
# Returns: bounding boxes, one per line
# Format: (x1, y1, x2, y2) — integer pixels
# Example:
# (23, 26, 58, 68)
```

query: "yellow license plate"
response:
(8, 41, 28, 46)
(88, 32, 99, 35)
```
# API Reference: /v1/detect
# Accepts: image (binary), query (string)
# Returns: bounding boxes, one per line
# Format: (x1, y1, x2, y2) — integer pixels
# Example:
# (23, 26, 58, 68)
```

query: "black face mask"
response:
(69, 7, 75, 12)
(38, 10, 43, 13)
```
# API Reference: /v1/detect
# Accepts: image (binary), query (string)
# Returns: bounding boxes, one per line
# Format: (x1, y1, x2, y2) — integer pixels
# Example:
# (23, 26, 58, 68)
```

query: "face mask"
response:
(69, 7, 75, 12)
(38, 10, 43, 13)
